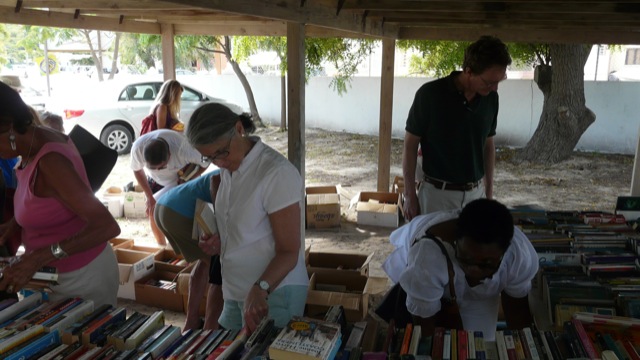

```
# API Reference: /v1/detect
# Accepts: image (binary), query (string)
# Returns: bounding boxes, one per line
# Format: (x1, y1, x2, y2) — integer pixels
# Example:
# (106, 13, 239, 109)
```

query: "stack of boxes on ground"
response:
(101, 184, 147, 220)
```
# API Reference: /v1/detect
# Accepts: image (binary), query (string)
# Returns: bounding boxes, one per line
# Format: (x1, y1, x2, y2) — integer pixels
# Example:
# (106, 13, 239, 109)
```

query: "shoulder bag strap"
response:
(425, 233, 457, 301)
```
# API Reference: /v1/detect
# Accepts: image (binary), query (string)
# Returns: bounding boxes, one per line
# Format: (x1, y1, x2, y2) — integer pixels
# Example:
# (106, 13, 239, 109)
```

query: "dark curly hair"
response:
(456, 198, 514, 251)
(462, 36, 512, 75)
(0, 81, 34, 134)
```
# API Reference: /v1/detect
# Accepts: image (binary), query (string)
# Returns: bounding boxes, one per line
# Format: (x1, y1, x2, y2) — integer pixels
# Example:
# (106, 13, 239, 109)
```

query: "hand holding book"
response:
(194, 199, 220, 255)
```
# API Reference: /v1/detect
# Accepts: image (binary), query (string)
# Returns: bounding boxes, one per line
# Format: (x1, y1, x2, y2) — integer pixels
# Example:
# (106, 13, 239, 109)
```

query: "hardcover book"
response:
(268, 316, 342, 360)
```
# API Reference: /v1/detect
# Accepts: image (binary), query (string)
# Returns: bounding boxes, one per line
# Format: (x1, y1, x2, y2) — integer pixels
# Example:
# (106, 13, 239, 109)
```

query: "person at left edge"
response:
(0, 81, 121, 308)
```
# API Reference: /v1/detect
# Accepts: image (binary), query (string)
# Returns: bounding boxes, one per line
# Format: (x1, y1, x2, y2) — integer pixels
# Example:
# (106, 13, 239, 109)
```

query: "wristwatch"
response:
(51, 243, 69, 259)
(255, 279, 271, 294)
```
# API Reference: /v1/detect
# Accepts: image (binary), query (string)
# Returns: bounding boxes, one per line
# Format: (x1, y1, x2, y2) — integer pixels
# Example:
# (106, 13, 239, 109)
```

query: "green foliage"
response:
(397, 39, 554, 76)
(120, 33, 162, 70)
(234, 36, 374, 95)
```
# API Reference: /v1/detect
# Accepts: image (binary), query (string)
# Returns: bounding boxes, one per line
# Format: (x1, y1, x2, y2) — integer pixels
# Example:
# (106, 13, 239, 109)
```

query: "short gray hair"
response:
(187, 103, 255, 146)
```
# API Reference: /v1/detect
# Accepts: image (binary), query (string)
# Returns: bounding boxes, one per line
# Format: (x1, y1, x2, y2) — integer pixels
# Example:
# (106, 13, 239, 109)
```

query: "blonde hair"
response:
(153, 80, 182, 120)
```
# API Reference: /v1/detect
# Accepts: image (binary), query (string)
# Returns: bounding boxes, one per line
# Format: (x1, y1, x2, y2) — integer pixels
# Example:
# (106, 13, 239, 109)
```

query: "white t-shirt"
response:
(386, 211, 539, 340)
(215, 137, 308, 301)
(130, 129, 206, 186)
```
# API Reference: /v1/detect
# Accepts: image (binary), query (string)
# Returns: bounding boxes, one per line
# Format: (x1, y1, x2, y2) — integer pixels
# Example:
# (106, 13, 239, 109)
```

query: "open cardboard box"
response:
(305, 185, 341, 229)
(116, 242, 163, 256)
(306, 271, 388, 322)
(154, 248, 188, 273)
(355, 191, 403, 228)
(306, 250, 374, 277)
(115, 248, 156, 300)
(134, 270, 183, 312)
(108, 238, 134, 249)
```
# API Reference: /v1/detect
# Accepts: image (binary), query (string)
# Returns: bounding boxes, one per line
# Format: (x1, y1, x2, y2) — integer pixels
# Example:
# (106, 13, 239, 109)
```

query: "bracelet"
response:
(51, 243, 69, 259)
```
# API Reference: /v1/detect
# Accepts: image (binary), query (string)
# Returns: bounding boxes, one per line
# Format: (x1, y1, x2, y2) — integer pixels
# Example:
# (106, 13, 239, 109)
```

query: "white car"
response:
(62, 80, 243, 155)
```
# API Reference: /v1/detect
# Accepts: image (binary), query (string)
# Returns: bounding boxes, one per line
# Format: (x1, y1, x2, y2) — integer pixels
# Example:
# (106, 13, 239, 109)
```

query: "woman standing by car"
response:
(148, 79, 184, 133)
(186, 103, 308, 334)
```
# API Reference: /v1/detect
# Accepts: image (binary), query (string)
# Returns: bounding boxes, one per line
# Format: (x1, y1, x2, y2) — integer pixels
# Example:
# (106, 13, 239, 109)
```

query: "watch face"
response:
(259, 280, 270, 291)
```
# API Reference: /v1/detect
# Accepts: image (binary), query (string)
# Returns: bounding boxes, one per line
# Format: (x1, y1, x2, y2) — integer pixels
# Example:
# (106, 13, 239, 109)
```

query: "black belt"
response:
(423, 176, 481, 191)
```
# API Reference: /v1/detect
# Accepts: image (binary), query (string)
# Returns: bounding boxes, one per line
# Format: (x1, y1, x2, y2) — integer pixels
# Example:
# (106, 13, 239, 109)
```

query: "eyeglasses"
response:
(454, 240, 503, 272)
(478, 73, 507, 88)
(202, 130, 235, 163)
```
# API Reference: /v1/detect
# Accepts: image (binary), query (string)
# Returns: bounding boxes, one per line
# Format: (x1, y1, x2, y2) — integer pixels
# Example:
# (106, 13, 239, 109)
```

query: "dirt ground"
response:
(104, 126, 634, 326)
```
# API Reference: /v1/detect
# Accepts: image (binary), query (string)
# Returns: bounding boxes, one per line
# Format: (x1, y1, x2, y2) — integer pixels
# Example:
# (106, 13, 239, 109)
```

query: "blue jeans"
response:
(218, 285, 308, 330)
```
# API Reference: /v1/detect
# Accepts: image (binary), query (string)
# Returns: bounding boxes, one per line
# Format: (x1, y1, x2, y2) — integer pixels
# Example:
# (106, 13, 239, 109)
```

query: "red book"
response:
(623, 340, 640, 360)
(432, 327, 445, 359)
(399, 323, 413, 355)
(457, 329, 468, 360)
(503, 330, 517, 360)
(571, 318, 599, 359)
(206, 340, 232, 360)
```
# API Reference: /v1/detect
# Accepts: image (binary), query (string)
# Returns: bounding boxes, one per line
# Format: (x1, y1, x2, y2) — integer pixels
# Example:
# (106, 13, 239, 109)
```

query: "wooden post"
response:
(377, 38, 395, 192)
(160, 23, 176, 81)
(287, 22, 306, 245)
(630, 126, 640, 195)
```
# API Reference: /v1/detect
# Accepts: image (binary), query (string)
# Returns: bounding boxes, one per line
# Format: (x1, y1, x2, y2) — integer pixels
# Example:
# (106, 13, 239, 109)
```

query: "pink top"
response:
(14, 138, 106, 273)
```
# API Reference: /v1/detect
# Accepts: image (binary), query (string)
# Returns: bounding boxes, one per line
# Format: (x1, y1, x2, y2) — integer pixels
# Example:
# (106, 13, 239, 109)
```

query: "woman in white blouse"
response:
(386, 198, 539, 340)
(186, 103, 308, 335)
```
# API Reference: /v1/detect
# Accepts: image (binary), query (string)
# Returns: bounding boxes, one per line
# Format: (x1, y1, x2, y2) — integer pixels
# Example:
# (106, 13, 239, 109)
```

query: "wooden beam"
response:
(287, 21, 306, 178)
(161, 23, 176, 81)
(0, 0, 192, 10)
(0, 6, 160, 33)
(631, 132, 640, 196)
(398, 26, 640, 45)
(377, 37, 394, 192)
(164, 0, 398, 38)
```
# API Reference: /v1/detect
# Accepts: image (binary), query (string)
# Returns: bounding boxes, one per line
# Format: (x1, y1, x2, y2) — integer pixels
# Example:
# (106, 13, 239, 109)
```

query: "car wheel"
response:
(101, 124, 133, 155)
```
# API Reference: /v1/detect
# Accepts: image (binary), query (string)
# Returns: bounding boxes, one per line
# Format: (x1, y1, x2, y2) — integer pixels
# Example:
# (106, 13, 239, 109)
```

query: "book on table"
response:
(268, 316, 342, 360)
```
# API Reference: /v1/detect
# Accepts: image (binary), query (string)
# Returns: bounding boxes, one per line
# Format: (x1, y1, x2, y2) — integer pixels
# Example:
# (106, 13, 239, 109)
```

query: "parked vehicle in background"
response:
(62, 80, 244, 155)
(0, 74, 47, 114)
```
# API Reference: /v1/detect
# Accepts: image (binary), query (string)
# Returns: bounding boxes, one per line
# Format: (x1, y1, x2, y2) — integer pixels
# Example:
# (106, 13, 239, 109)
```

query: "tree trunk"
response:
(280, 75, 287, 130)
(82, 30, 104, 82)
(518, 44, 595, 163)
(108, 33, 121, 80)
(222, 36, 264, 127)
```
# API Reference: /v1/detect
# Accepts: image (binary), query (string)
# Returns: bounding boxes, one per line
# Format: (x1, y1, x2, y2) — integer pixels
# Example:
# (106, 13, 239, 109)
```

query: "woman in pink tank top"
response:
(0, 81, 121, 308)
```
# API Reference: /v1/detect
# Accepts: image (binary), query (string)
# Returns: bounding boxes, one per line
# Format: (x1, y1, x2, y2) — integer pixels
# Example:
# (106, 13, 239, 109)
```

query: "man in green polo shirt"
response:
(402, 36, 512, 220)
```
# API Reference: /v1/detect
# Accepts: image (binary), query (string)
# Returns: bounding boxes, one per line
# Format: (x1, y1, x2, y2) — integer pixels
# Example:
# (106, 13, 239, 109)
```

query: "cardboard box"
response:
(306, 251, 374, 276)
(102, 197, 124, 218)
(615, 196, 640, 222)
(176, 263, 207, 316)
(108, 238, 134, 249)
(306, 272, 388, 322)
(134, 270, 184, 312)
(115, 248, 156, 300)
(123, 191, 146, 218)
(154, 249, 188, 273)
(305, 186, 341, 228)
(116, 242, 163, 256)
(355, 192, 402, 228)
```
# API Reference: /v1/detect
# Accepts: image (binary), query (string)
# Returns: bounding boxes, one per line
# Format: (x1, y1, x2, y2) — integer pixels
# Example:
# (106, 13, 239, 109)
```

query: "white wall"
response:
(184, 75, 640, 155)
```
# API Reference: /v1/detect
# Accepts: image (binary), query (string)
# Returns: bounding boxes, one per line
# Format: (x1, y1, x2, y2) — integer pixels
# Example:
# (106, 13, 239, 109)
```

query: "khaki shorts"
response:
(154, 205, 208, 263)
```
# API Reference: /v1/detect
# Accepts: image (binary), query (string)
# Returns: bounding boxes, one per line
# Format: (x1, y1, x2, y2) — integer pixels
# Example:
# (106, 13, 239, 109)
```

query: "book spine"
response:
(400, 323, 413, 355)
(495, 331, 509, 360)
(511, 330, 526, 360)
(167, 329, 202, 360)
(473, 331, 486, 360)
(570, 319, 599, 359)
(2, 331, 60, 360)
(442, 330, 451, 360)
(466, 331, 475, 360)
(451, 328, 457, 360)
(0, 324, 45, 354)
(82, 307, 127, 345)
(563, 321, 587, 358)
(0, 292, 42, 325)
(521, 327, 541, 360)
(138, 324, 171, 353)
(502, 330, 517, 360)
(432, 327, 444, 359)
(149, 325, 183, 359)
(543, 331, 562, 360)
(457, 329, 468, 360)
(38, 343, 69, 360)
(123, 310, 164, 350)
(622, 340, 640, 360)
(46, 300, 94, 333)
